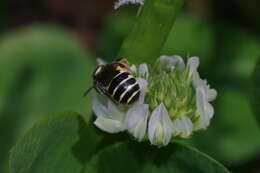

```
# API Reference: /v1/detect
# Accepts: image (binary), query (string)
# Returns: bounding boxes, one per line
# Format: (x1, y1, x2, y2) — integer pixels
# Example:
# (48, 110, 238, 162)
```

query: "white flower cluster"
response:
(91, 56, 217, 147)
(114, 0, 144, 9)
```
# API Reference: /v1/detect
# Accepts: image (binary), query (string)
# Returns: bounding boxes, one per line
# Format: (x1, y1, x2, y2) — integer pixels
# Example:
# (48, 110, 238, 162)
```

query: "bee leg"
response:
(83, 86, 93, 97)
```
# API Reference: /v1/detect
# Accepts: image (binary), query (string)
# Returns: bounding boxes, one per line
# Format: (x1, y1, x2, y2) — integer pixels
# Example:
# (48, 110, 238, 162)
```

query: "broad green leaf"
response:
(9, 112, 128, 173)
(9, 112, 95, 173)
(9, 111, 128, 173)
(251, 57, 260, 125)
(85, 142, 229, 173)
(118, 0, 184, 65)
(0, 25, 95, 173)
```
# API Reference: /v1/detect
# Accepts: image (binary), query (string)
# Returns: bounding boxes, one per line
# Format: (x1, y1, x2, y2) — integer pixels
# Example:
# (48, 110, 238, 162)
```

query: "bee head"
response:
(92, 64, 116, 87)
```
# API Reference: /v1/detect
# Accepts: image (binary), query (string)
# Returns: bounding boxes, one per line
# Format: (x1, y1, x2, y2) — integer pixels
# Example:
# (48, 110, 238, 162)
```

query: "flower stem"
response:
(117, 0, 184, 65)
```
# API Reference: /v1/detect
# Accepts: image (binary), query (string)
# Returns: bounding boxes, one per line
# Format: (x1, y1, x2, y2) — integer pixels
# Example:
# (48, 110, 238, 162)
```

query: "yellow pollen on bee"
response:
(116, 66, 124, 71)
(116, 66, 132, 74)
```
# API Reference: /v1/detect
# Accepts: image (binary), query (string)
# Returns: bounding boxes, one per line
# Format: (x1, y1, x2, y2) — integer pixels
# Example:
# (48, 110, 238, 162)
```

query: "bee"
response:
(84, 58, 140, 104)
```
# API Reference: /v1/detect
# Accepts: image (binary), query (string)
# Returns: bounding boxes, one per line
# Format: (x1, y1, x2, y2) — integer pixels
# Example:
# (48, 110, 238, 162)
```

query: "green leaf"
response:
(118, 0, 184, 65)
(9, 111, 129, 173)
(85, 142, 229, 173)
(9, 112, 98, 173)
(251, 57, 260, 126)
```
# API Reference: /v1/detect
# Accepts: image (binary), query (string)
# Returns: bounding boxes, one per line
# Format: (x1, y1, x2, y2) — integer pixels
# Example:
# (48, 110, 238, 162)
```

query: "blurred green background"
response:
(1, 0, 260, 173)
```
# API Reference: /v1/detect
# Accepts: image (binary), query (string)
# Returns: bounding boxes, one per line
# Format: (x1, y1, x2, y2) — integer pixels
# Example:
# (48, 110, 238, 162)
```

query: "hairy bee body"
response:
(93, 59, 140, 104)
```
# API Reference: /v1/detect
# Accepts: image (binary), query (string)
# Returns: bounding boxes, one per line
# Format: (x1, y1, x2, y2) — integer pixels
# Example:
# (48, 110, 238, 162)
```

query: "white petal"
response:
(159, 55, 185, 71)
(196, 86, 207, 116)
(172, 116, 193, 138)
(94, 117, 123, 133)
(135, 78, 148, 104)
(107, 101, 125, 121)
(139, 63, 149, 78)
(192, 71, 204, 88)
(148, 103, 173, 146)
(130, 65, 137, 73)
(136, 78, 148, 90)
(114, 0, 144, 9)
(205, 102, 214, 119)
(126, 104, 149, 141)
(171, 55, 185, 71)
(91, 93, 108, 117)
(129, 118, 147, 141)
(96, 58, 107, 65)
(195, 86, 211, 129)
(192, 71, 217, 102)
(187, 56, 199, 78)
(126, 104, 148, 128)
(207, 89, 217, 102)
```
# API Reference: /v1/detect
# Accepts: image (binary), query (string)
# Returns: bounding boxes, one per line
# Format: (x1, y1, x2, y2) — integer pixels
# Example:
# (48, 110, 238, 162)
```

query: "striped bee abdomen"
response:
(108, 71, 140, 104)
(108, 72, 129, 94)
(121, 84, 140, 104)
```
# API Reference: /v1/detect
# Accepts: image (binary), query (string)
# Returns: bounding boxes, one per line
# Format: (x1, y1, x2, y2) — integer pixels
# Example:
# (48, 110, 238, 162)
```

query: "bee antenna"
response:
(83, 86, 94, 97)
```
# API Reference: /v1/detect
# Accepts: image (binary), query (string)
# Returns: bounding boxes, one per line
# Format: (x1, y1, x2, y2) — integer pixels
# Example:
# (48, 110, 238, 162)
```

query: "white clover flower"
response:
(91, 55, 217, 147)
(114, 0, 144, 9)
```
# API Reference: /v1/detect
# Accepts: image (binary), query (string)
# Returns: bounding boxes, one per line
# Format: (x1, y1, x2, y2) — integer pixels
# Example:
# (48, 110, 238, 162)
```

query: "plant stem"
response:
(117, 0, 184, 65)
